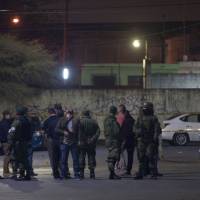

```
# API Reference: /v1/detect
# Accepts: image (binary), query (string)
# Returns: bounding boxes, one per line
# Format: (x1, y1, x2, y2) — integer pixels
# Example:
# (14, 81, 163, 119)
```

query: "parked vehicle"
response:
(162, 113, 200, 146)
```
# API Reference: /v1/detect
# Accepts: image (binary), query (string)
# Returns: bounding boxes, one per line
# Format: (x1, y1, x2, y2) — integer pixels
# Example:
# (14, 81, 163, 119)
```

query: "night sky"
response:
(1, 0, 200, 23)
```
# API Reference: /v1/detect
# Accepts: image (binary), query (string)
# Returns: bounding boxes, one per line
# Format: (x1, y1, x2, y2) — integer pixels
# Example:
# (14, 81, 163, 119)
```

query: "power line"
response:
(2, 21, 200, 47)
(1, 1, 200, 15)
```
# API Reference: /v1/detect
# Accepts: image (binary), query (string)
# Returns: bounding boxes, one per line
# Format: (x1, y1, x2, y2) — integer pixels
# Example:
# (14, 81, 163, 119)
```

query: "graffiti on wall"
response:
(1, 90, 193, 121)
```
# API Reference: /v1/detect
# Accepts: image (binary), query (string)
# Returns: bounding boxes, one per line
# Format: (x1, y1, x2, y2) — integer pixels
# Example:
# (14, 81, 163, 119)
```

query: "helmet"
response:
(142, 102, 154, 115)
(142, 102, 154, 110)
(82, 110, 90, 117)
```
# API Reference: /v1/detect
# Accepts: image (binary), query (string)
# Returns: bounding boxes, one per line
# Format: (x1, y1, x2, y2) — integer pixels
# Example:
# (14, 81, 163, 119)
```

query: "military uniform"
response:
(104, 106, 121, 179)
(135, 103, 161, 179)
(78, 111, 100, 179)
(8, 107, 32, 180)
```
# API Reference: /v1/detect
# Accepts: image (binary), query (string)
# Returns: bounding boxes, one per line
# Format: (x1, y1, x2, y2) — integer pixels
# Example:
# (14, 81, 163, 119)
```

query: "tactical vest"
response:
(140, 115, 156, 142)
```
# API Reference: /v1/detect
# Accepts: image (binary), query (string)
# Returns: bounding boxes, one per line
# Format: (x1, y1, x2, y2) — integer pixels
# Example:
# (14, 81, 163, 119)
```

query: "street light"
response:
(63, 67, 70, 80)
(11, 16, 20, 25)
(132, 39, 148, 58)
(132, 40, 141, 48)
(132, 39, 151, 89)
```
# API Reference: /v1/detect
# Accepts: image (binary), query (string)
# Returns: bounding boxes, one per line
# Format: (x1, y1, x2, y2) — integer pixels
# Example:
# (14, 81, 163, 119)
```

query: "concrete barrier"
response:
(1, 89, 200, 138)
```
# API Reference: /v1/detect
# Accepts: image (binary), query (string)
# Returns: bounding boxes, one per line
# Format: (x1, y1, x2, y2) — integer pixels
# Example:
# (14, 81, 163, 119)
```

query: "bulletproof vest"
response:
(140, 115, 155, 141)
(15, 116, 32, 142)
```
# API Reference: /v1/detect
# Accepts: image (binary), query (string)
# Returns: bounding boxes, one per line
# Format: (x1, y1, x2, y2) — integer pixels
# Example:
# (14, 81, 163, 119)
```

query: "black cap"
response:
(48, 107, 56, 114)
(16, 106, 28, 115)
(2, 110, 10, 116)
(54, 103, 62, 110)
(82, 110, 90, 117)
(109, 106, 117, 115)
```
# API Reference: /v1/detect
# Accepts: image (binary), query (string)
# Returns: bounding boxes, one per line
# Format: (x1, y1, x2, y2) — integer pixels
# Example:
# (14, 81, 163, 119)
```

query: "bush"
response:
(0, 35, 58, 101)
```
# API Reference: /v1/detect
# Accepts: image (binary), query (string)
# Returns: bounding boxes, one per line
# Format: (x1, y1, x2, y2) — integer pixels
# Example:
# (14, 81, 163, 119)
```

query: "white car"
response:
(162, 113, 200, 146)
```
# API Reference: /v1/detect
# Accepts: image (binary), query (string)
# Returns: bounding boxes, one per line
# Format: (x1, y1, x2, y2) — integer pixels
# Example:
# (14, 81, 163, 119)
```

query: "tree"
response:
(0, 35, 58, 102)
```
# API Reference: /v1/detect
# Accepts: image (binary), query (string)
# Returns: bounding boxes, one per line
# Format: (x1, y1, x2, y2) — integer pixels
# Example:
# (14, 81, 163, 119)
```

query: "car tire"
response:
(173, 133, 189, 146)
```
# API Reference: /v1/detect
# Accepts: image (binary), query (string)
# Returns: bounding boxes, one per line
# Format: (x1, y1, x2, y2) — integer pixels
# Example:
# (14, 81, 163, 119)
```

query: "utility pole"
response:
(63, 0, 70, 64)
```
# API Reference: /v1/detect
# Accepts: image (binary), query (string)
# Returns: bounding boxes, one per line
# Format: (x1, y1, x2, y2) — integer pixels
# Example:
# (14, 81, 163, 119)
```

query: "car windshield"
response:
(166, 114, 182, 120)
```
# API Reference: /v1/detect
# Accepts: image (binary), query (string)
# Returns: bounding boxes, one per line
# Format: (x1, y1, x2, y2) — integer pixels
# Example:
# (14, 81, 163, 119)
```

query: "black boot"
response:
(109, 171, 121, 180)
(23, 175, 31, 181)
(10, 174, 18, 180)
(90, 169, 95, 179)
(23, 170, 31, 181)
(30, 171, 38, 177)
(134, 172, 143, 180)
(113, 173, 121, 180)
(16, 172, 25, 181)
(80, 170, 85, 180)
(156, 172, 163, 177)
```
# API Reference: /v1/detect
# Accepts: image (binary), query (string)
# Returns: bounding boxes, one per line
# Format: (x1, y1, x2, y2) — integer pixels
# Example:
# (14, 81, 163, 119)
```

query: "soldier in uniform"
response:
(8, 106, 32, 181)
(104, 106, 121, 180)
(78, 110, 100, 179)
(134, 102, 161, 180)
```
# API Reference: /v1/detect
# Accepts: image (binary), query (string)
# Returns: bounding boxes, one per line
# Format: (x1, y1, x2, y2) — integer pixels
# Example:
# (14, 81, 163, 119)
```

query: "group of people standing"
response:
(0, 108, 40, 180)
(0, 101, 162, 181)
(43, 105, 100, 180)
(104, 102, 162, 180)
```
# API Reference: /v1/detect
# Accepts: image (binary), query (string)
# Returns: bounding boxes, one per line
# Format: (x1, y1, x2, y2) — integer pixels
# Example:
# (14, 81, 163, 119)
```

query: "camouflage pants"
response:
(106, 146, 120, 172)
(79, 145, 96, 170)
(137, 141, 157, 176)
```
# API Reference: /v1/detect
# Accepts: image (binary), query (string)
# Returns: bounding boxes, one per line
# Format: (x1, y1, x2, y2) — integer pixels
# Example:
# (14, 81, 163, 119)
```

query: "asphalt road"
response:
(0, 145, 200, 200)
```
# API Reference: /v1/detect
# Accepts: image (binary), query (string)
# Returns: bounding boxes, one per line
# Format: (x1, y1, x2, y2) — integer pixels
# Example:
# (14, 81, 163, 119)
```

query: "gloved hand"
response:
(87, 138, 94, 145)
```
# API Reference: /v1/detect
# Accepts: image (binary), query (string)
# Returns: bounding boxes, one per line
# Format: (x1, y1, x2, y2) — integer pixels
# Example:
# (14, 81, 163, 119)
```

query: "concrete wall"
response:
(152, 74, 200, 88)
(1, 89, 200, 138)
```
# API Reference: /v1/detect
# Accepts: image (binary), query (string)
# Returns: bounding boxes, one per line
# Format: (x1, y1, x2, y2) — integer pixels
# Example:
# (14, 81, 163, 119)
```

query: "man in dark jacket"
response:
(43, 107, 61, 179)
(104, 106, 121, 180)
(8, 106, 32, 181)
(78, 110, 100, 179)
(56, 109, 80, 180)
(0, 110, 12, 178)
(117, 105, 135, 175)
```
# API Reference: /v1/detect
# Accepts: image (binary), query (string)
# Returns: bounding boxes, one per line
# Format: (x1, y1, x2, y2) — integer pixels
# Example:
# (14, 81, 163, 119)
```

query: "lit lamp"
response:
(11, 16, 20, 25)
(63, 67, 70, 80)
(132, 40, 141, 48)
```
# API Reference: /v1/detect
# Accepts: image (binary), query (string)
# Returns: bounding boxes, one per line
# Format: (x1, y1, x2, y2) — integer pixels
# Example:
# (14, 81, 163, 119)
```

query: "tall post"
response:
(143, 40, 151, 89)
(145, 40, 148, 59)
(63, 0, 70, 64)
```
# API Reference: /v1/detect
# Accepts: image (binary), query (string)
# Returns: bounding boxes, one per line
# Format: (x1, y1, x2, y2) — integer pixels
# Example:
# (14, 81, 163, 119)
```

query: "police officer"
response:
(104, 106, 121, 180)
(134, 102, 161, 180)
(78, 110, 100, 179)
(8, 106, 32, 181)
